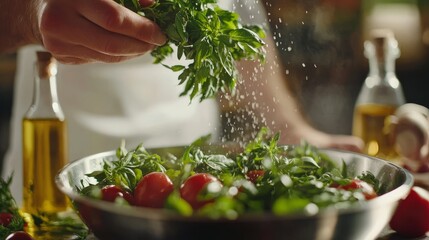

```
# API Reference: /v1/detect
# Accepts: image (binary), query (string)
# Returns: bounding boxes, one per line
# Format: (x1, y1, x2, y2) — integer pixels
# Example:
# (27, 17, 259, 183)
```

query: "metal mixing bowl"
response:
(56, 145, 413, 240)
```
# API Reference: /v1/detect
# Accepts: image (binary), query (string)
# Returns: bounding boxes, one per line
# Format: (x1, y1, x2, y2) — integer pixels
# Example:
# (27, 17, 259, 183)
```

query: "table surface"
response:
(43, 227, 429, 240)
(25, 209, 429, 240)
(377, 228, 429, 240)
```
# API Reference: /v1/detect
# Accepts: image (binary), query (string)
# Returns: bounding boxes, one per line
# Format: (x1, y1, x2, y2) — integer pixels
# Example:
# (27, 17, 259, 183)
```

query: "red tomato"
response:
(180, 173, 222, 210)
(336, 179, 377, 200)
(0, 212, 14, 227)
(6, 231, 34, 240)
(246, 170, 265, 183)
(134, 172, 174, 208)
(389, 186, 429, 238)
(101, 185, 135, 205)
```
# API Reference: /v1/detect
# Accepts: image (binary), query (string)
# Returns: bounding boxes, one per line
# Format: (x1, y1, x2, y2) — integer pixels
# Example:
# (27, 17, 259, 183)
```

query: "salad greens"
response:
(79, 129, 380, 219)
(0, 175, 89, 239)
(0, 176, 25, 239)
(115, 0, 266, 101)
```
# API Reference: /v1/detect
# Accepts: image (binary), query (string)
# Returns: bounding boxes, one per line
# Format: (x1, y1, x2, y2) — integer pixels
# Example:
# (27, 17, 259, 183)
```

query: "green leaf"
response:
(151, 45, 174, 64)
(207, 8, 221, 31)
(216, 8, 239, 29)
(170, 65, 186, 72)
(177, 45, 184, 59)
(166, 25, 182, 43)
(301, 157, 320, 169)
(175, 11, 189, 43)
(178, 67, 192, 85)
(165, 191, 193, 216)
(194, 38, 213, 68)
(217, 42, 234, 76)
(229, 28, 265, 47)
(272, 197, 311, 215)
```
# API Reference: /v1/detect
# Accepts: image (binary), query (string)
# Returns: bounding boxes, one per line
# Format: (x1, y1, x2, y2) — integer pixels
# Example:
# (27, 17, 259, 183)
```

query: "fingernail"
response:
(153, 33, 167, 46)
(139, 0, 155, 8)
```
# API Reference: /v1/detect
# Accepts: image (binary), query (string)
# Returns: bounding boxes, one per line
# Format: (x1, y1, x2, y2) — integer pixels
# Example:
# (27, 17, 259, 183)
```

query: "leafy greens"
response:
(0, 176, 25, 239)
(115, 0, 266, 101)
(0, 176, 88, 239)
(79, 129, 380, 219)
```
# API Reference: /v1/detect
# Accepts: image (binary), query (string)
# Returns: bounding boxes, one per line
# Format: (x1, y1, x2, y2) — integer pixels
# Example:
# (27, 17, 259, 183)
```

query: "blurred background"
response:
(264, 0, 429, 134)
(1, 0, 428, 172)
(0, 52, 15, 174)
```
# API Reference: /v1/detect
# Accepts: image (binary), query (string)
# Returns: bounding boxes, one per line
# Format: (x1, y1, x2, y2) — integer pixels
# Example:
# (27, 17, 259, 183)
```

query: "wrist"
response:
(26, 0, 44, 46)
(0, 0, 43, 52)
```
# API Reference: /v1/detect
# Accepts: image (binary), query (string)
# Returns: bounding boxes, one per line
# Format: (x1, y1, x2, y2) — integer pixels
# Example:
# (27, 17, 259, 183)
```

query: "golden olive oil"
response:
(22, 118, 68, 215)
(352, 104, 398, 161)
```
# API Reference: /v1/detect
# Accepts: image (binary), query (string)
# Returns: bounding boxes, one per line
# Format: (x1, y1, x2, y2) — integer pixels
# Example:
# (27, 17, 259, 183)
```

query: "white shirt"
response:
(2, 0, 268, 204)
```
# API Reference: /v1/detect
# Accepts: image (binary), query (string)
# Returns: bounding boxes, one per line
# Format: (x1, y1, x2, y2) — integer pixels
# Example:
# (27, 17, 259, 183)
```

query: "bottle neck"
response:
(368, 54, 396, 80)
(357, 35, 405, 107)
(26, 63, 64, 120)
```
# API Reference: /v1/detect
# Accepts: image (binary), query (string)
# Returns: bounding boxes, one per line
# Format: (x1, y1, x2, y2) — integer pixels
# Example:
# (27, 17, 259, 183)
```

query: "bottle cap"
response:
(370, 29, 395, 42)
(36, 51, 55, 63)
(368, 29, 400, 61)
(36, 51, 57, 79)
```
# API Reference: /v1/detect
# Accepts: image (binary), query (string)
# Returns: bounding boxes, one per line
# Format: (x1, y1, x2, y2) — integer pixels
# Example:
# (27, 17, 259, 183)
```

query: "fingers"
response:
(38, 0, 165, 64)
(328, 136, 364, 153)
(76, 0, 167, 46)
(43, 38, 143, 64)
(412, 173, 429, 191)
(55, 55, 136, 65)
(139, 0, 155, 8)
(41, 8, 154, 54)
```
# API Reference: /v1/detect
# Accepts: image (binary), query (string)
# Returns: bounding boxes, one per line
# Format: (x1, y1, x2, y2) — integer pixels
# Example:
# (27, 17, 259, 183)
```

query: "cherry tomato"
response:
(0, 212, 14, 227)
(389, 186, 429, 238)
(134, 172, 174, 208)
(6, 231, 34, 240)
(101, 185, 135, 205)
(246, 170, 265, 183)
(180, 173, 222, 210)
(336, 179, 378, 200)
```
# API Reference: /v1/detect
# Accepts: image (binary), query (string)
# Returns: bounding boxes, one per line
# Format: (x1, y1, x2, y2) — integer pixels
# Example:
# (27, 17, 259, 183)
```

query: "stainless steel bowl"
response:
(56, 145, 413, 240)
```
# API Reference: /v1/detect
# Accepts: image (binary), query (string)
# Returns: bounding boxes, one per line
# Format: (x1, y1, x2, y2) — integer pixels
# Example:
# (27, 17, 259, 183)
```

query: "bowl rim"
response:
(55, 147, 414, 222)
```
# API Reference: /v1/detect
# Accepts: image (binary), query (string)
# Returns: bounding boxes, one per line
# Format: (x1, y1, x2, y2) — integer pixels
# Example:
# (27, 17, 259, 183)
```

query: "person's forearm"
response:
(0, 0, 42, 53)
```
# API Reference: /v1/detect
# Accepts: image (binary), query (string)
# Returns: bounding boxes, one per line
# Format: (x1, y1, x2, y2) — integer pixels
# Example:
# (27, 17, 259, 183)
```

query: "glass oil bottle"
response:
(352, 29, 405, 161)
(22, 51, 68, 216)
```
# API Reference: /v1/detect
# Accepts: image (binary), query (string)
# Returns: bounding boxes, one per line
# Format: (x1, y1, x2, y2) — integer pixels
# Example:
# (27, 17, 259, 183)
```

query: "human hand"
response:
(36, 0, 166, 64)
(316, 133, 365, 153)
(278, 127, 364, 153)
